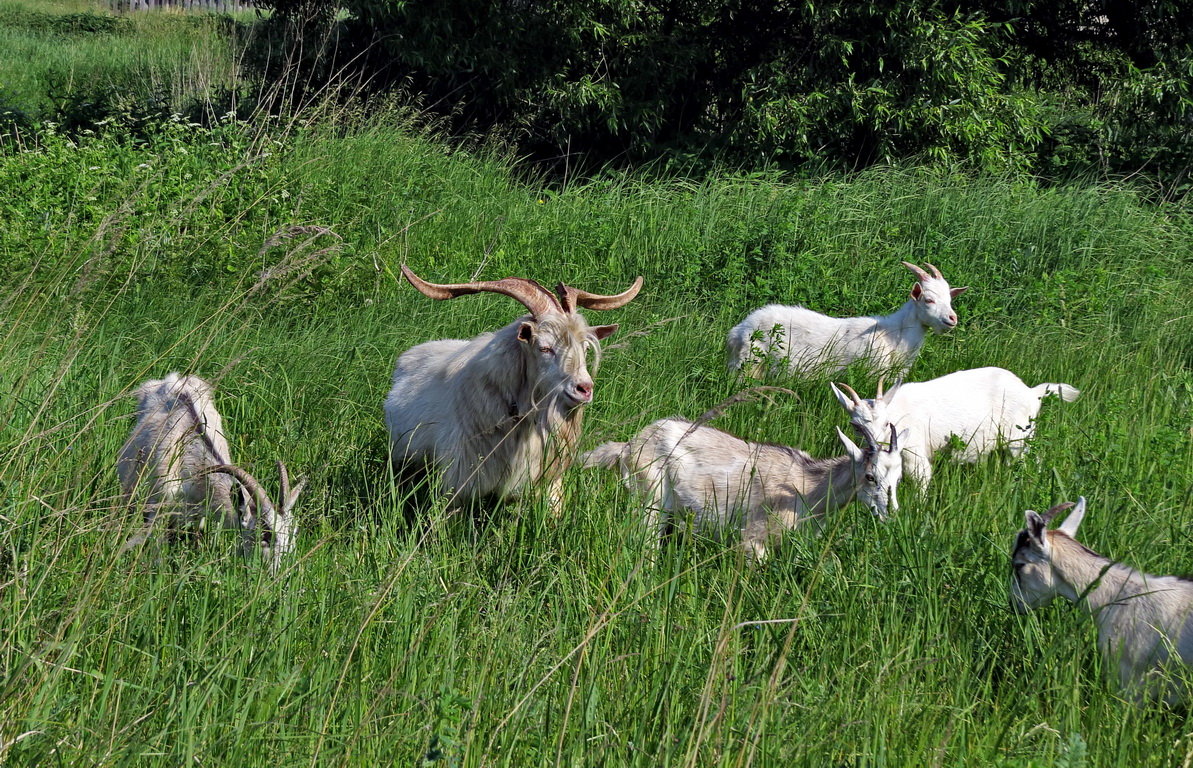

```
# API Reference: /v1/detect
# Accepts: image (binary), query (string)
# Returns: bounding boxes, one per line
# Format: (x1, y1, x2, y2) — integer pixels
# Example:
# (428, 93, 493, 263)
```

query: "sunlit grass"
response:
(1, 101, 1193, 767)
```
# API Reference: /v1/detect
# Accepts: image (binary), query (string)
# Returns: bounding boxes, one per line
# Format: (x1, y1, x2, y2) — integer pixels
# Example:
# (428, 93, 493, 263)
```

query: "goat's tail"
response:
(1033, 382, 1081, 402)
(578, 442, 627, 470)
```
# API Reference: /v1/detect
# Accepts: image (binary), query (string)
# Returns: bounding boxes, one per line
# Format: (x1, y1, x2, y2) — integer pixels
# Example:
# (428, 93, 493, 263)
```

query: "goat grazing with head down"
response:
(117, 373, 306, 570)
(1011, 497, 1193, 705)
(580, 415, 908, 560)
(384, 266, 643, 514)
(727, 261, 968, 378)
(832, 367, 1080, 487)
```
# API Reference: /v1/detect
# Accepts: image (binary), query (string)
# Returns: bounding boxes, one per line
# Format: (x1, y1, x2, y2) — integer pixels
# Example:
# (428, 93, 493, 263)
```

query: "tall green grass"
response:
(2, 111, 1192, 766)
(0, 0, 247, 125)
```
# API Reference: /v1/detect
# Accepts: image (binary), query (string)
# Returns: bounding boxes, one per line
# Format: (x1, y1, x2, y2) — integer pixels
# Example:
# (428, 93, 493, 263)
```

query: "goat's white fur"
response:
(1011, 497, 1193, 704)
(117, 373, 303, 568)
(727, 262, 967, 377)
(580, 417, 907, 560)
(832, 367, 1080, 486)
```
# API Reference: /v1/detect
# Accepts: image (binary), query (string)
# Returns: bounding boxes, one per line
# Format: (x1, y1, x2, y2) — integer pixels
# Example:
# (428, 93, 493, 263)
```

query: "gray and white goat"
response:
(1011, 497, 1193, 704)
(832, 367, 1080, 487)
(727, 262, 968, 377)
(117, 373, 306, 569)
(384, 266, 642, 514)
(581, 417, 907, 559)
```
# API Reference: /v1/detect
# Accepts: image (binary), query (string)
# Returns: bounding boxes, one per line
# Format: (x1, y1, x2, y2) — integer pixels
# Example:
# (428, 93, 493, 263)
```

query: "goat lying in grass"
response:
(727, 261, 967, 378)
(581, 417, 907, 560)
(117, 373, 306, 570)
(832, 367, 1080, 487)
(1011, 497, 1193, 705)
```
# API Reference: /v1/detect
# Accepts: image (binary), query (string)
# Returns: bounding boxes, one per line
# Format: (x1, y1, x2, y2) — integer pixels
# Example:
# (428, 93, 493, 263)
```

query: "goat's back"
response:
(118, 373, 233, 509)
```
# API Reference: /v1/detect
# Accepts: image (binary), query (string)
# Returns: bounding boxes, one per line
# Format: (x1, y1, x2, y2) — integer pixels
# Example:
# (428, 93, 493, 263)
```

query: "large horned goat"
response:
(580, 416, 907, 560)
(117, 373, 306, 569)
(727, 261, 968, 377)
(384, 266, 643, 514)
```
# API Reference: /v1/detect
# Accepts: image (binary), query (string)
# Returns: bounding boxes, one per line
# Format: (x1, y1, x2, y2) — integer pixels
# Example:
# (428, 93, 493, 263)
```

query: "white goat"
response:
(727, 261, 968, 377)
(832, 367, 1080, 486)
(384, 266, 642, 514)
(580, 417, 907, 559)
(1011, 497, 1193, 704)
(117, 373, 306, 569)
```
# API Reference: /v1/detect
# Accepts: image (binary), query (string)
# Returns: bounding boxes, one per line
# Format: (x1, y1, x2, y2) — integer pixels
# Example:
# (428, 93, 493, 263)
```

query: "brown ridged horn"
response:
(901, 261, 930, 282)
(835, 382, 864, 407)
(924, 262, 943, 280)
(205, 464, 275, 513)
(401, 265, 561, 318)
(1041, 500, 1076, 523)
(555, 276, 644, 313)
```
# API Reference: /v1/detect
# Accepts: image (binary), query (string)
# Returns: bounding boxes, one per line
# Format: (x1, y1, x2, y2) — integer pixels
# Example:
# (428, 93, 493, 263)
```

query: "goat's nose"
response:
(575, 381, 593, 401)
(947, 313, 957, 325)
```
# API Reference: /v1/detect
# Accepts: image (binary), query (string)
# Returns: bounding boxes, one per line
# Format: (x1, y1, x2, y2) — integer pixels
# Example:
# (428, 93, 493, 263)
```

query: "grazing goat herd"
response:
(117, 261, 1191, 704)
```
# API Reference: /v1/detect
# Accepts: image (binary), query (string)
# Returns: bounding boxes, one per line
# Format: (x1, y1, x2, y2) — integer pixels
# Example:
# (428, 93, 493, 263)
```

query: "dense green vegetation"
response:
(3, 1, 1193, 765)
(257, 0, 1193, 184)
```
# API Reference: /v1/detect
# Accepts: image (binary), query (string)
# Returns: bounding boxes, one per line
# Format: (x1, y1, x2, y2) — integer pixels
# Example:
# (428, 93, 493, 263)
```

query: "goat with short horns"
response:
(1011, 497, 1193, 705)
(581, 416, 907, 560)
(384, 266, 642, 514)
(727, 261, 967, 377)
(832, 367, 1079, 487)
(117, 373, 306, 569)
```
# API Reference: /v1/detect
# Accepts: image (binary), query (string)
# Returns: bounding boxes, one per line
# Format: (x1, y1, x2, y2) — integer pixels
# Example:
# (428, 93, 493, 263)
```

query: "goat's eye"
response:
(539, 346, 556, 356)
(864, 473, 876, 483)
(923, 298, 936, 304)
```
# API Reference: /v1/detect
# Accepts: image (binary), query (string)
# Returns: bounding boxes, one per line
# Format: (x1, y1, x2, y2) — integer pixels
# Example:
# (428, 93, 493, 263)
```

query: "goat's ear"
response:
(517, 322, 535, 343)
(950, 286, 969, 298)
(829, 382, 855, 412)
(592, 324, 618, 340)
(1058, 496, 1086, 538)
(892, 428, 910, 453)
(883, 379, 903, 403)
(910, 283, 923, 300)
(1024, 510, 1049, 550)
(836, 427, 865, 462)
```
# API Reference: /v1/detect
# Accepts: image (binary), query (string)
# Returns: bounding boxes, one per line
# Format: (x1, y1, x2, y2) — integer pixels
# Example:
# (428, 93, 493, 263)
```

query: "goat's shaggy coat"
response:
(117, 373, 240, 537)
(117, 373, 305, 568)
(385, 267, 641, 513)
(581, 417, 905, 559)
(1011, 498, 1193, 704)
(727, 261, 967, 377)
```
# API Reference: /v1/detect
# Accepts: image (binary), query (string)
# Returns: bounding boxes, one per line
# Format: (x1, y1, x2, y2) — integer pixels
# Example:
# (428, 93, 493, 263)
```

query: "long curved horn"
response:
(1041, 500, 1076, 523)
(901, 261, 930, 282)
(204, 464, 275, 514)
(875, 375, 886, 399)
(835, 382, 864, 407)
(924, 262, 943, 280)
(555, 276, 644, 313)
(401, 265, 561, 318)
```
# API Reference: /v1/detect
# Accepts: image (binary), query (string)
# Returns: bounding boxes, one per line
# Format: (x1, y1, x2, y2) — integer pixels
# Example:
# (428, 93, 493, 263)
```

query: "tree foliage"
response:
(253, 0, 1193, 181)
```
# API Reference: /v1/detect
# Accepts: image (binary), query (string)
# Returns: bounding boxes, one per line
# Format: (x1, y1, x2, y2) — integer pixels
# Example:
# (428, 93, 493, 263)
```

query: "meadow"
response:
(3, 5, 1193, 766)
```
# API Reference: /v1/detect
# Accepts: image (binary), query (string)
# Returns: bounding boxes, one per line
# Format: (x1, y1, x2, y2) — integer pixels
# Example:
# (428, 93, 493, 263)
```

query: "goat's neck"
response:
(802, 455, 856, 517)
(875, 300, 926, 352)
(1049, 534, 1141, 616)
